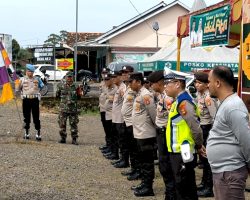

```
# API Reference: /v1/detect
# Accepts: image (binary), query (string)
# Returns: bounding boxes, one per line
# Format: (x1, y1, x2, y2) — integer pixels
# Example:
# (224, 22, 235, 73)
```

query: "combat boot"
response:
(23, 129, 30, 139)
(35, 130, 42, 141)
(111, 158, 122, 165)
(121, 168, 136, 176)
(127, 170, 141, 181)
(59, 138, 66, 144)
(113, 160, 129, 168)
(134, 186, 154, 197)
(131, 182, 146, 191)
(72, 138, 79, 145)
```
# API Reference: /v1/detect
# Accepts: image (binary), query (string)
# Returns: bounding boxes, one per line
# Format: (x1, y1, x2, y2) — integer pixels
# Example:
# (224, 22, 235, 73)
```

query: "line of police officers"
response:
(99, 66, 217, 199)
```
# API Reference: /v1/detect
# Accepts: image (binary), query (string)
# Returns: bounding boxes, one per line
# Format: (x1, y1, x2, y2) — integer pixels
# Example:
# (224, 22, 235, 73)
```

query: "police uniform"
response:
(111, 71, 127, 167)
(16, 64, 44, 141)
(131, 72, 156, 197)
(164, 68, 203, 200)
(147, 70, 176, 199)
(56, 72, 82, 145)
(195, 72, 217, 197)
(103, 74, 118, 159)
(99, 68, 110, 150)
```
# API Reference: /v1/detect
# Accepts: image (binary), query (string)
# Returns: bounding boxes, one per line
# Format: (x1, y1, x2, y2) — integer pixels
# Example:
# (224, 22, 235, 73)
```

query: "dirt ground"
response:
(0, 100, 249, 200)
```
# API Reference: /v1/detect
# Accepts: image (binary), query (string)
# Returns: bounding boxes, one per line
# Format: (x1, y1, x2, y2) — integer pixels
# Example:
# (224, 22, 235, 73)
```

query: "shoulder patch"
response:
(179, 101, 187, 115)
(205, 96, 212, 106)
(143, 95, 151, 105)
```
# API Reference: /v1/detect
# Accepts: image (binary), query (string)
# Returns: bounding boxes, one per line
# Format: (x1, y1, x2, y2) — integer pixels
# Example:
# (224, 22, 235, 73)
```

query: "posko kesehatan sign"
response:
(189, 4, 230, 48)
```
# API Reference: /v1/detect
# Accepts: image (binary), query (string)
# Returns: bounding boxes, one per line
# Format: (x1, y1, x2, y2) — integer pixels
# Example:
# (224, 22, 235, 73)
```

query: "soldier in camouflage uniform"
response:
(56, 72, 83, 145)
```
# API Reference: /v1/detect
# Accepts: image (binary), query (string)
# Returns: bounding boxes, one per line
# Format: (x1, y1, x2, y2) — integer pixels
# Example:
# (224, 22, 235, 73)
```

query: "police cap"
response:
(194, 71, 208, 83)
(147, 70, 164, 83)
(101, 68, 110, 74)
(128, 72, 144, 82)
(122, 65, 134, 73)
(164, 68, 186, 81)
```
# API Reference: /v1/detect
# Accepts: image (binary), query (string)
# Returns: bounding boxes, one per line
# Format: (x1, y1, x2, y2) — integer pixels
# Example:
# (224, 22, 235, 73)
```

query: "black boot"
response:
(197, 187, 214, 198)
(72, 138, 79, 145)
(121, 168, 136, 176)
(36, 130, 42, 141)
(105, 153, 119, 160)
(23, 129, 30, 139)
(99, 144, 108, 150)
(127, 170, 141, 181)
(111, 159, 122, 165)
(134, 186, 154, 197)
(131, 182, 146, 191)
(59, 138, 66, 144)
(113, 160, 129, 168)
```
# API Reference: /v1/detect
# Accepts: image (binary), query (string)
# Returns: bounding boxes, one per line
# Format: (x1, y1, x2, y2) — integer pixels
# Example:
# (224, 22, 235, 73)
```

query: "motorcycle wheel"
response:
(40, 85, 49, 96)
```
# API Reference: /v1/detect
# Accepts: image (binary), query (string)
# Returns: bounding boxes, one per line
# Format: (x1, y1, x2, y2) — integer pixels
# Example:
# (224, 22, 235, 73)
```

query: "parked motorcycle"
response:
(81, 75, 91, 96)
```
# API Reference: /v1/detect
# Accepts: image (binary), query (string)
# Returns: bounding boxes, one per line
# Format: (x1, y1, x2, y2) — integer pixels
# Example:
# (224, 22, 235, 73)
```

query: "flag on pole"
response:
(0, 41, 14, 104)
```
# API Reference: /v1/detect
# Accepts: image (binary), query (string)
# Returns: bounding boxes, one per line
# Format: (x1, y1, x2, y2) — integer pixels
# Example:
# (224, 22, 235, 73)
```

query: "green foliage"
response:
(12, 39, 20, 61)
(44, 30, 68, 46)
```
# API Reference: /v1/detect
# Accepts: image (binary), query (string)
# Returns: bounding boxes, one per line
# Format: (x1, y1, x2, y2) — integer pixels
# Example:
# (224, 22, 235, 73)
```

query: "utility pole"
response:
(74, 0, 78, 82)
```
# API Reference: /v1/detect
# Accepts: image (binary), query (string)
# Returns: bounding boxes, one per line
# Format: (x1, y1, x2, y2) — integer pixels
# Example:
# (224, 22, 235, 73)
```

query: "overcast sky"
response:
(1, 0, 222, 47)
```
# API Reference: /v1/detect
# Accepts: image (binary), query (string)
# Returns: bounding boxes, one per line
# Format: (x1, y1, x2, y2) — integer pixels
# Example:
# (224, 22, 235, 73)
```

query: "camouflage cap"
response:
(66, 71, 74, 77)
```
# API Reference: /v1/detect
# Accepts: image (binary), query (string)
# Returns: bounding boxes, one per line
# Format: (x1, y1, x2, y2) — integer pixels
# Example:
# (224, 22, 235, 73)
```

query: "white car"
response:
(34, 64, 69, 81)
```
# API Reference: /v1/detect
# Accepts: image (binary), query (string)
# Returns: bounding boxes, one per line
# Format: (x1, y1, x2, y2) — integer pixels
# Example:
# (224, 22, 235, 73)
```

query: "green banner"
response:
(138, 61, 238, 72)
(190, 5, 230, 48)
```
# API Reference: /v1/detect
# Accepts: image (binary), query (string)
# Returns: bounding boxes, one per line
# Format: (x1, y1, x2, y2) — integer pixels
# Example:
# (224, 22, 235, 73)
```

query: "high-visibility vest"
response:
(166, 91, 199, 153)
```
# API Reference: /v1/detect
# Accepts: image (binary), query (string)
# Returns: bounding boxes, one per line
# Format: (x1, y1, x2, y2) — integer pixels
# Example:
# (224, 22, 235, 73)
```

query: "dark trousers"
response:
(126, 125, 140, 170)
(213, 166, 248, 200)
(169, 153, 198, 200)
(156, 127, 176, 199)
(117, 123, 129, 162)
(110, 123, 120, 156)
(137, 137, 156, 187)
(100, 112, 109, 146)
(22, 98, 40, 131)
(200, 124, 213, 188)
(105, 120, 114, 151)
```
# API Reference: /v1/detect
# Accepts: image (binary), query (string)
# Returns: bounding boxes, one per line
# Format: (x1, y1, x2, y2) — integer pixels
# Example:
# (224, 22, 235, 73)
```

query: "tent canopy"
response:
(138, 37, 239, 72)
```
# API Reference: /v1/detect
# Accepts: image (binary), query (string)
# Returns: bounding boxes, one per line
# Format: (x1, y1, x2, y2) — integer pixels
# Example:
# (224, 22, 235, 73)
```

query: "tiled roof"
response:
(67, 32, 103, 47)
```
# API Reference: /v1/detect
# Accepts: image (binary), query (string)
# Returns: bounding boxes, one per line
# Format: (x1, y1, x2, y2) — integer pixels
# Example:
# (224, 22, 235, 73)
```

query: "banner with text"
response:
(189, 4, 230, 48)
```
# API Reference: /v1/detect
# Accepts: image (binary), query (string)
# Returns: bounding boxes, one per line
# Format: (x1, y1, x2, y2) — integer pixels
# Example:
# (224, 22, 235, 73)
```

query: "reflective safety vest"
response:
(166, 91, 199, 153)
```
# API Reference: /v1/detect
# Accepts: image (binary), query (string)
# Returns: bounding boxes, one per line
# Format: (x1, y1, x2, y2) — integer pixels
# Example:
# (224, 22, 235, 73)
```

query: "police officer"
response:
(120, 66, 141, 180)
(194, 71, 217, 198)
(130, 72, 156, 197)
(111, 71, 127, 167)
(147, 70, 176, 200)
(56, 72, 83, 145)
(99, 68, 110, 152)
(16, 64, 44, 141)
(164, 68, 204, 200)
(103, 73, 118, 160)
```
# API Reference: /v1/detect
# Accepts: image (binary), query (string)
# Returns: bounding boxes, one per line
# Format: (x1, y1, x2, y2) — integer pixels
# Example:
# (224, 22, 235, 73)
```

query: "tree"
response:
(60, 30, 68, 43)
(44, 30, 68, 46)
(12, 39, 20, 61)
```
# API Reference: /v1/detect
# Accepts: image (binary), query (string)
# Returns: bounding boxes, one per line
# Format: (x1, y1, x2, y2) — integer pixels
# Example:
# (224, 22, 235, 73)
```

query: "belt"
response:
(156, 126, 166, 134)
(22, 94, 39, 99)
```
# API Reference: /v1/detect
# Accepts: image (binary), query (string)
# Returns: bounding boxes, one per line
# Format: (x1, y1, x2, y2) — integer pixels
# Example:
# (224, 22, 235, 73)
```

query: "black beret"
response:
(147, 70, 164, 83)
